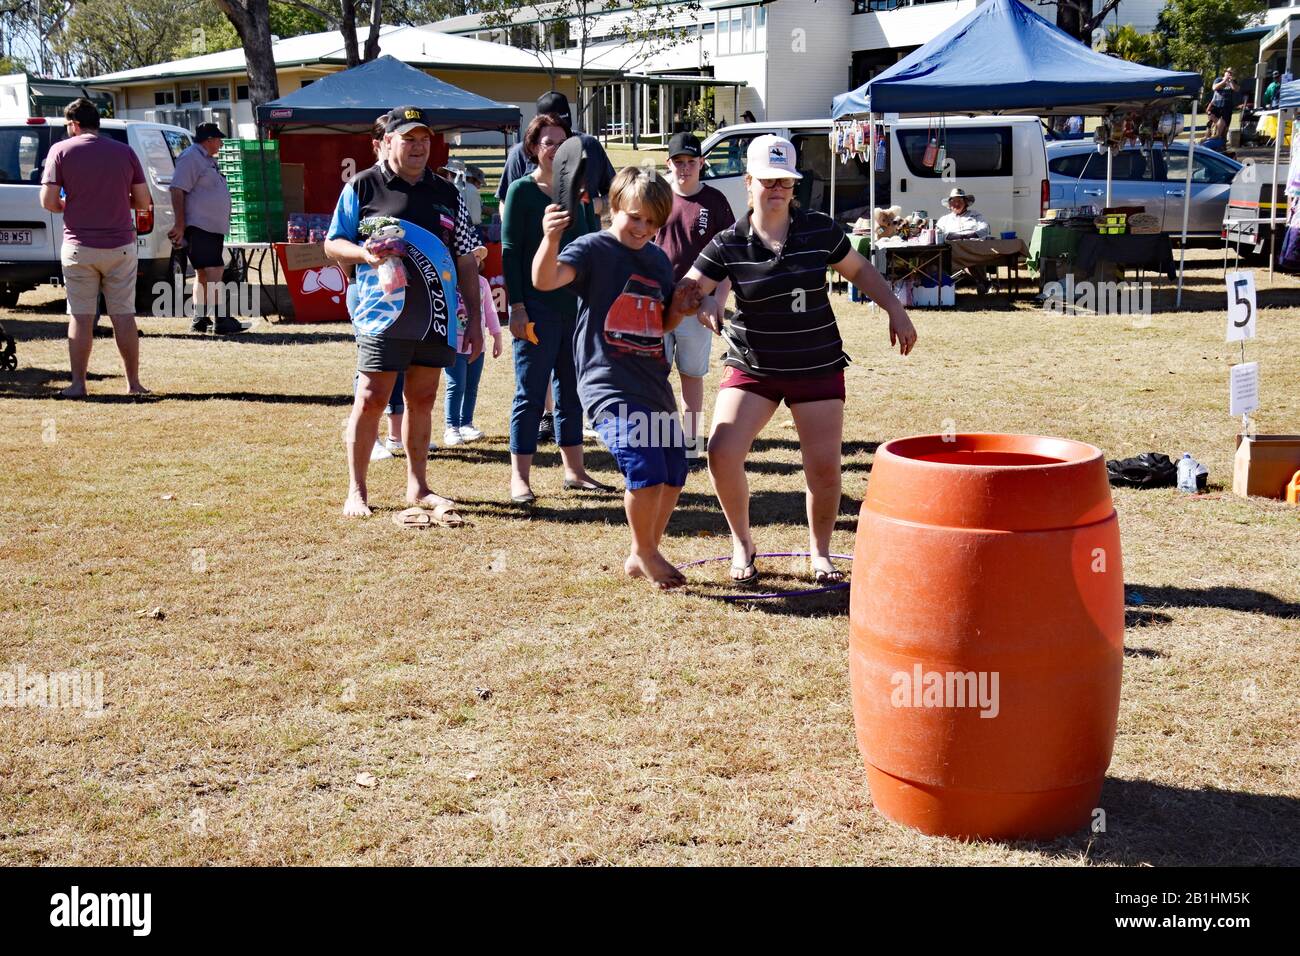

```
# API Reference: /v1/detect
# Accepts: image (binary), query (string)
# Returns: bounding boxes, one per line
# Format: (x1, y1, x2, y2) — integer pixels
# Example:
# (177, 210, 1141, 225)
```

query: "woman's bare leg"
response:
(706, 387, 778, 577)
(790, 398, 846, 576)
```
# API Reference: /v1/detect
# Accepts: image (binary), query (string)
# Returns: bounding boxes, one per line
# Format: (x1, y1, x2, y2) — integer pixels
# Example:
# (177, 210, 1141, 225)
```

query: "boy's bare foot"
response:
(625, 551, 687, 590)
(59, 384, 87, 399)
(342, 489, 372, 518)
(127, 384, 151, 396)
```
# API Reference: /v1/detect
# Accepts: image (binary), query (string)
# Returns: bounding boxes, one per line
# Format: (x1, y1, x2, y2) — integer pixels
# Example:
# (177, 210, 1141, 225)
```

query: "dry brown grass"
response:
(1, 252, 1297, 865)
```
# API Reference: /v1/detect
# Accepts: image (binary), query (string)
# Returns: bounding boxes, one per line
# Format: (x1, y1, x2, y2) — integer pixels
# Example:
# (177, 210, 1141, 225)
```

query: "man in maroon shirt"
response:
(40, 98, 152, 398)
(655, 133, 733, 467)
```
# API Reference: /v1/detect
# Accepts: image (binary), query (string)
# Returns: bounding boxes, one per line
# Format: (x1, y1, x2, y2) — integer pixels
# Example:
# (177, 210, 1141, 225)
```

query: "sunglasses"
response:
(758, 177, 796, 190)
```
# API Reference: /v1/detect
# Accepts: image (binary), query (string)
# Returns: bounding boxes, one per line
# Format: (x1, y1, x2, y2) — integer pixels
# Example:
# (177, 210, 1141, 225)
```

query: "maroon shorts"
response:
(720, 365, 845, 406)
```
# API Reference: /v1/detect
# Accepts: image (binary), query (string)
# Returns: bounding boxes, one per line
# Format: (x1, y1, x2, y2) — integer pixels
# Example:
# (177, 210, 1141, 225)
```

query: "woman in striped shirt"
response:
(679, 135, 916, 586)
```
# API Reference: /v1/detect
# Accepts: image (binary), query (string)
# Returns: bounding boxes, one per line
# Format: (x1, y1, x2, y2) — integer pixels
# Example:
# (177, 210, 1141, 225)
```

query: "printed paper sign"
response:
(1229, 362, 1259, 416)
(1225, 271, 1257, 342)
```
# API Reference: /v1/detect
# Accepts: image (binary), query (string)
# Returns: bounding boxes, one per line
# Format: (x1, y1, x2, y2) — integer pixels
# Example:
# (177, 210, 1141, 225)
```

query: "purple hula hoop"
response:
(675, 551, 854, 601)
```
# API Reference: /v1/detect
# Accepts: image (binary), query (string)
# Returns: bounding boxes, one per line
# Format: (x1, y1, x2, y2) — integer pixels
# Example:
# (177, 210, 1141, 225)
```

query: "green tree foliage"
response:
(1156, 0, 1264, 82)
(1104, 24, 1162, 66)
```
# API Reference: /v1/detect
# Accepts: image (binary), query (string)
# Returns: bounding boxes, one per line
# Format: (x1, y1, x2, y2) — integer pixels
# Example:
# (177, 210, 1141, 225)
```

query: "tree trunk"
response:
(339, 0, 360, 68)
(1056, 1, 1088, 43)
(214, 0, 280, 112)
(364, 0, 383, 62)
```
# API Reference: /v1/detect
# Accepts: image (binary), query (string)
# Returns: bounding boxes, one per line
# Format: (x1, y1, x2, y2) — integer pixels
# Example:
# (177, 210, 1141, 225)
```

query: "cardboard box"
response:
(280, 163, 305, 216)
(1232, 434, 1300, 498)
(281, 240, 331, 271)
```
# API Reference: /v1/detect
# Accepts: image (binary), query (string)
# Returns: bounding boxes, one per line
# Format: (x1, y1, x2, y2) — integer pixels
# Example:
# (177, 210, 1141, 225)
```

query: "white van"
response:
(699, 116, 1049, 242)
(0, 116, 195, 309)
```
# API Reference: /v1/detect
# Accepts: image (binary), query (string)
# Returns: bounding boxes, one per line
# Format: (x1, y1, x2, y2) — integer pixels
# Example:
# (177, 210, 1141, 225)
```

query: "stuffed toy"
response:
(873, 205, 904, 239)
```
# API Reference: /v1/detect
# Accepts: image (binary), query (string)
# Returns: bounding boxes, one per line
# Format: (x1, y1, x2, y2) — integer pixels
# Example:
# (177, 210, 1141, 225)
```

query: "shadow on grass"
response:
(0, 369, 351, 406)
(0, 315, 354, 347)
(1127, 583, 1299, 619)
(1028, 778, 1300, 866)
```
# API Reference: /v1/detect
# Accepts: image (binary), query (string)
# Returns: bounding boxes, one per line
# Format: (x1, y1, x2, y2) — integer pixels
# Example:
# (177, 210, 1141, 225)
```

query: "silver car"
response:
(1046, 141, 1241, 239)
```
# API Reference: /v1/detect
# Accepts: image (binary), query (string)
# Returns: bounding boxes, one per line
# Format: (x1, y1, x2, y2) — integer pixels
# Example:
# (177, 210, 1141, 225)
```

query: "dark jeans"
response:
(509, 298, 583, 455)
(445, 352, 484, 428)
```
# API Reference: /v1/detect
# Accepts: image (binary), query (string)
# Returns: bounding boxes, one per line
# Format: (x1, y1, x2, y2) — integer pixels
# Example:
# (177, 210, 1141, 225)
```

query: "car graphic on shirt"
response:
(604, 273, 665, 357)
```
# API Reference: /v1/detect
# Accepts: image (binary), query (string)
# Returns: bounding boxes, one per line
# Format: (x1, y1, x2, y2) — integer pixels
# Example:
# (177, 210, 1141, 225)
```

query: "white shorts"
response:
(663, 314, 713, 378)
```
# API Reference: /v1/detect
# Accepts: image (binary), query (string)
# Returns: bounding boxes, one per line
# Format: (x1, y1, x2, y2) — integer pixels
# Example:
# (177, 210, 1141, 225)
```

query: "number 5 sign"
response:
(1225, 271, 1257, 342)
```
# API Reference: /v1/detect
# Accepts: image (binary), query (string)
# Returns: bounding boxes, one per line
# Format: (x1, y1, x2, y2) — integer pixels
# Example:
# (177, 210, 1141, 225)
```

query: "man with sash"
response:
(326, 106, 483, 520)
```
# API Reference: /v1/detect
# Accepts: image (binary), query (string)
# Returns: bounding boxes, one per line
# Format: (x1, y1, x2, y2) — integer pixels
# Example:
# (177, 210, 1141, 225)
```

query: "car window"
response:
(702, 133, 758, 180)
(1164, 151, 1235, 185)
(791, 133, 832, 181)
(1049, 153, 1089, 178)
(0, 127, 50, 184)
(896, 127, 1013, 178)
(138, 129, 177, 179)
(1069, 150, 1157, 182)
(162, 130, 191, 161)
(0, 125, 134, 185)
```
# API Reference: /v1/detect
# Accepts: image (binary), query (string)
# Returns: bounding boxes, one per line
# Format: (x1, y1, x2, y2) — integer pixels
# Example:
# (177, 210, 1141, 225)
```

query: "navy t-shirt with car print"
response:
(557, 230, 678, 421)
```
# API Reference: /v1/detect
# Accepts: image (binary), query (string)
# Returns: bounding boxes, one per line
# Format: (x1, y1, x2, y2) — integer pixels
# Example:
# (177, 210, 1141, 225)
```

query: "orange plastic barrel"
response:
(849, 433, 1124, 840)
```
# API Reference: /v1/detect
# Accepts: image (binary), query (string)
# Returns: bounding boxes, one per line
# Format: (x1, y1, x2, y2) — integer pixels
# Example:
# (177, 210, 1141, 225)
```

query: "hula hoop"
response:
(675, 551, 854, 601)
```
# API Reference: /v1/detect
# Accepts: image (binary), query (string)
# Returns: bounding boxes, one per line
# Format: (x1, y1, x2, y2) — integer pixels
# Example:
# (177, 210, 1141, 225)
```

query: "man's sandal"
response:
(813, 567, 847, 584)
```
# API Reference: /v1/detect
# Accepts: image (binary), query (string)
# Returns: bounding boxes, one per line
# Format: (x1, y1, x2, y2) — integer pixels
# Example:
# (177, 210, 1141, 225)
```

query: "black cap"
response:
(385, 106, 432, 136)
(667, 132, 702, 159)
(194, 122, 225, 142)
(536, 91, 571, 131)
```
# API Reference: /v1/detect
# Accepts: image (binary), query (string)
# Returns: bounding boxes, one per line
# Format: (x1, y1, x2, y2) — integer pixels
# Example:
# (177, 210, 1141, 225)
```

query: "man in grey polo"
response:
(169, 122, 242, 334)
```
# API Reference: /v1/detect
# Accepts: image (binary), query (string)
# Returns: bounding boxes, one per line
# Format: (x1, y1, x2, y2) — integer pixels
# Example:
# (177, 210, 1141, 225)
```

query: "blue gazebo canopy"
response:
(256, 55, 519, 131)
(832, 0, 1202, 118)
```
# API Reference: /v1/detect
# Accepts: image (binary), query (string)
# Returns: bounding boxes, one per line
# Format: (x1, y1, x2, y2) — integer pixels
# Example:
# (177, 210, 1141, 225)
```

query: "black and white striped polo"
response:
(693, 208, 852, 377)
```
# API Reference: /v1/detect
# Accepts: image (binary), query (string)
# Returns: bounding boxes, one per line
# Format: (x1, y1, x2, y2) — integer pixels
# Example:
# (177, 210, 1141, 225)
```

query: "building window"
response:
(154, 90, 175, 106)
(742, 8, 752, 53)
(179, 87, 200, 105)
(717, 13, 727, 55)
(757, 5, 766, 51)
(236, 85, 249, 101)
(301, 79, 314, 88)
(206, 85, 229, 103)
(732, 11, 742, 53)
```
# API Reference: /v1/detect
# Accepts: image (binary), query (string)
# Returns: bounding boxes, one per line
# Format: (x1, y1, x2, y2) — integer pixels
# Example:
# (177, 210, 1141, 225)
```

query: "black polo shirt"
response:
(327, 161, 478, 258)
(693, 208, 852, 377)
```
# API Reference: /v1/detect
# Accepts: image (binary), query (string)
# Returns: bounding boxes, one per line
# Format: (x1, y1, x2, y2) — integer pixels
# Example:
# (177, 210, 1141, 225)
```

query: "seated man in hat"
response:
(938, 187, 993, 295)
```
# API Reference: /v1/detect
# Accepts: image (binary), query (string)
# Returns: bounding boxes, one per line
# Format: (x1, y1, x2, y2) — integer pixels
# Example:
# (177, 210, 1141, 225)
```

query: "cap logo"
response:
(769, 145, 787, 164)
(404, 109, 420, 120)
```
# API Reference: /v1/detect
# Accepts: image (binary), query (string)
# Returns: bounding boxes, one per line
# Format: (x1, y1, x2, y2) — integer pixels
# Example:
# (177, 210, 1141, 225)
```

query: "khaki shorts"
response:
(61, 242, 138, 316)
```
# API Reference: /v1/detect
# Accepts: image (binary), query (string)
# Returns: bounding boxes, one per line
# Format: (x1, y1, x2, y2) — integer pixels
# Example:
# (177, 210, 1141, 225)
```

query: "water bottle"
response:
(1176, 453, 1198, 493)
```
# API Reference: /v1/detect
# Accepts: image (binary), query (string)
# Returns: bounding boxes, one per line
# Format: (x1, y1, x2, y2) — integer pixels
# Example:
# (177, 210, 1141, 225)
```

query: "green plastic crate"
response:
(231, 197, 284, 217)
(220, 139, 279, 158)
(226, 220, 286, 243)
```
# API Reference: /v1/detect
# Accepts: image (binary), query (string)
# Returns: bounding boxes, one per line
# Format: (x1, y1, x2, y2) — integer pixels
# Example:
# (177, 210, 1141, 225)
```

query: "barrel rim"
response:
(877, 433, 1104, 471)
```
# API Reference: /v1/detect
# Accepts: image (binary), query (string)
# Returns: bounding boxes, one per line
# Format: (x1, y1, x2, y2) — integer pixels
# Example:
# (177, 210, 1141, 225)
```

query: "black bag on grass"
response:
(1106, 452, 1178, 489)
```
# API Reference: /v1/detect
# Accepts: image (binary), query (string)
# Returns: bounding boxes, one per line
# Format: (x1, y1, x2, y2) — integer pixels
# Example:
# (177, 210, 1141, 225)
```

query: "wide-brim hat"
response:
(945, 187, 975, 206)
(552, 135, 590, 223)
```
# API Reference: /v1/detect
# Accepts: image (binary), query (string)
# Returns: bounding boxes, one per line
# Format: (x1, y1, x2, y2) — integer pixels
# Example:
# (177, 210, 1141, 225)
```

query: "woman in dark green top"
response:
(501, 113, 606, 503)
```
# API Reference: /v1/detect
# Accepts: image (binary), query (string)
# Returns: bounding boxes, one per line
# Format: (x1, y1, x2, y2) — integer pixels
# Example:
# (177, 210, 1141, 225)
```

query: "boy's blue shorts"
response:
(593, 401, 688, 490)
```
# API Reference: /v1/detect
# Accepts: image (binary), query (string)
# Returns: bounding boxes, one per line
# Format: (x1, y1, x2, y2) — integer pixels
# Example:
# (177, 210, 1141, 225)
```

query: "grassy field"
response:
(0, 253, 1297, 865)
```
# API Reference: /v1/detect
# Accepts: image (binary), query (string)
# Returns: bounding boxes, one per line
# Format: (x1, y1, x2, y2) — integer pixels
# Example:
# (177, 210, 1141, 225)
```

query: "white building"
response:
(430, 0, 1199, 142)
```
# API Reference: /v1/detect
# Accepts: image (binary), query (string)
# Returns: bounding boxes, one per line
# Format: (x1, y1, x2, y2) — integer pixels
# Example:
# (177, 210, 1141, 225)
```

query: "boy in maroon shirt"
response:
(654, 133, 733, 467)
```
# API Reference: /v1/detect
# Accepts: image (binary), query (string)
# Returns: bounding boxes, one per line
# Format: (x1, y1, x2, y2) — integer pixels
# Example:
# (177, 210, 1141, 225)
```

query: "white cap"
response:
(745, 134, 803, 180)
